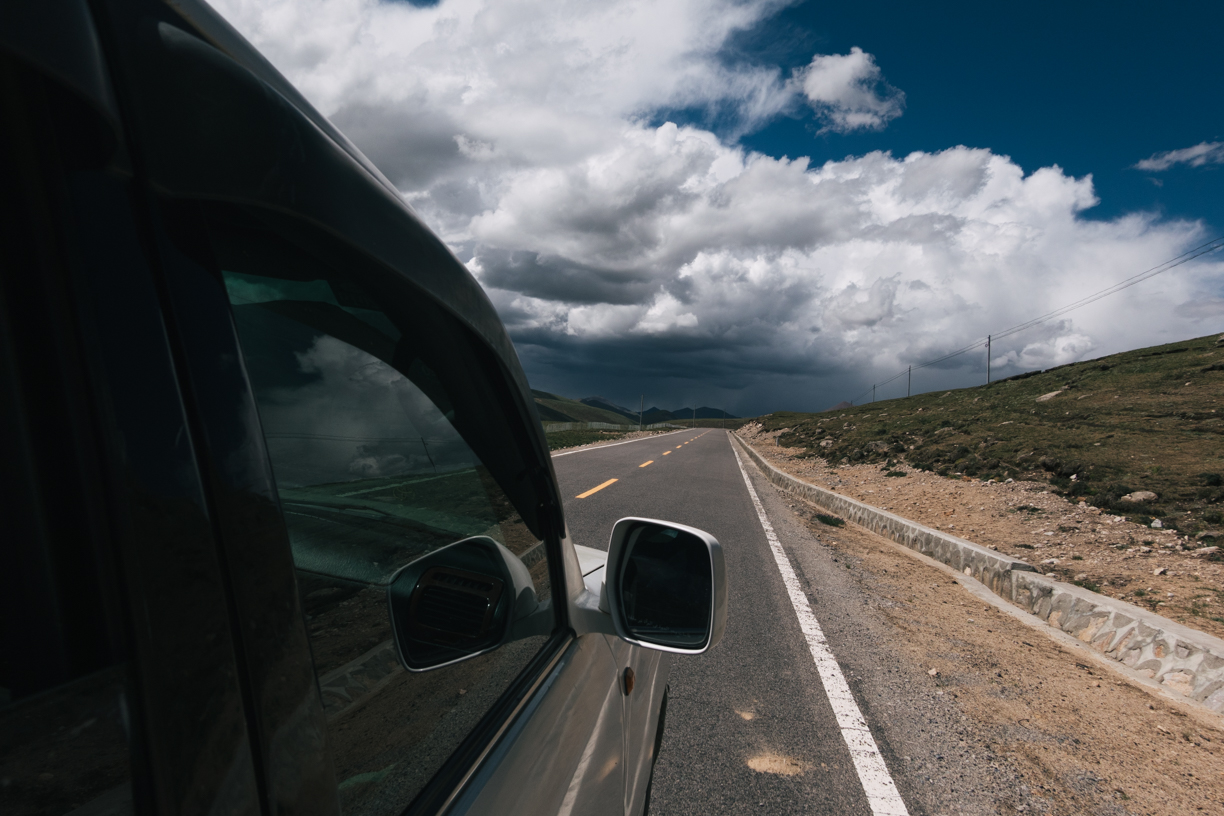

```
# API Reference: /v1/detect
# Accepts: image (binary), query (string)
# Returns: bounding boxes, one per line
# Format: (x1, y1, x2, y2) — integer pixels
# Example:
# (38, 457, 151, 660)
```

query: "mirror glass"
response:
(387, 537, 529, 670)
(619, 523, 712, 648)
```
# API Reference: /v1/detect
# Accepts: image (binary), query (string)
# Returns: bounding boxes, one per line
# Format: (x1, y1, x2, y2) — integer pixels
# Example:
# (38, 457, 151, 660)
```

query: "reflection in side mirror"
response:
(387, 536, 540, 671)
(606, 518, 727, 654)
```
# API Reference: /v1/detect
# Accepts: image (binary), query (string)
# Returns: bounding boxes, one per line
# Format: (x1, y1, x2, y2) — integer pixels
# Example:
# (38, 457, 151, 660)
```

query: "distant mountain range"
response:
(531, 390, 737, 424)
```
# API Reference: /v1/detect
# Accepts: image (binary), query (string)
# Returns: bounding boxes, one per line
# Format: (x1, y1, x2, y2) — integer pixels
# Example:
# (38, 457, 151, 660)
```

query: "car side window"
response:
(210, 213, 555, 814)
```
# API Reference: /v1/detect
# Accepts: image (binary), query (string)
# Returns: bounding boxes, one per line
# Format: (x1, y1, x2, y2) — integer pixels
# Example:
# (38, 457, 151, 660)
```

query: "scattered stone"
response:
(1154, 567, 1168, 576)
(928, 668, 939, 677)
(1042, 558, 1060, 565)
(1075, 573, 1088, 581)
(1121, 491, 1158, 503)
(1195, 546, 1220, 557)
(1035, 390, 1064, 402)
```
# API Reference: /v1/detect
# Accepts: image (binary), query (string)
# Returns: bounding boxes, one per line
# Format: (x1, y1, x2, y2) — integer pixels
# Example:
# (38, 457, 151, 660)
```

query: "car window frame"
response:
(178, 200, 579, 816)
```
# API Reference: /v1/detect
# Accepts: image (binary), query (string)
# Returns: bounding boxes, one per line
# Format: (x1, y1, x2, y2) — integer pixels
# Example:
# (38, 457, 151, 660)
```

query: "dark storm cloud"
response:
(476, 250, 660, 305)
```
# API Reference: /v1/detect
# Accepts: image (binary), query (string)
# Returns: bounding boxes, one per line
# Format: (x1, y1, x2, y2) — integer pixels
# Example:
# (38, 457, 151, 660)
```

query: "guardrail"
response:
(542, 421, 682, 433)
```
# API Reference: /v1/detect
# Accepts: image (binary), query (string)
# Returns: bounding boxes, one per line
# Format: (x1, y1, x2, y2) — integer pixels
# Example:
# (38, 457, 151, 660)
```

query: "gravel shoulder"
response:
(721, 437, 1224, 816)
(782, 497, 1224, 815)
(738, 422, 1224, 643)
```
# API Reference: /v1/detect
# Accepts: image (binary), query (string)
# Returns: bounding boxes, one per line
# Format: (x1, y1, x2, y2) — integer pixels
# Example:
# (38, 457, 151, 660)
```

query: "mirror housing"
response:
(603, 518, 727, 654)
(386, 536, 545, 671)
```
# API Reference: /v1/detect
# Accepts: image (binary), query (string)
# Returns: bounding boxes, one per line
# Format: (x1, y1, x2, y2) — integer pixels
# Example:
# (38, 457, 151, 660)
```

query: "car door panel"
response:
(607, 640, 670, 816)
(452, 633, 625, 816)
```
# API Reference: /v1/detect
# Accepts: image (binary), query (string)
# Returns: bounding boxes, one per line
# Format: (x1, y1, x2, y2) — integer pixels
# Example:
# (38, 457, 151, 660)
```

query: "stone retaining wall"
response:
(732, 432, 1224, 714)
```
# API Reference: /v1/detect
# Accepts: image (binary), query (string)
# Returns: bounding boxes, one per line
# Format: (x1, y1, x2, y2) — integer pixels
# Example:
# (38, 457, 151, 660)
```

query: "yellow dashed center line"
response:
(640, 460, 653, 468)
(676, 445, 683, 449)
(576, 478, 618, 499)
(663, 451, 671, 455)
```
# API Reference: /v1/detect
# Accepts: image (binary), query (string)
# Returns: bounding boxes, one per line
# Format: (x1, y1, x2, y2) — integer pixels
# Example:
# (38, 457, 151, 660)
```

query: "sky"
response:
(211, 0, 1224, 416)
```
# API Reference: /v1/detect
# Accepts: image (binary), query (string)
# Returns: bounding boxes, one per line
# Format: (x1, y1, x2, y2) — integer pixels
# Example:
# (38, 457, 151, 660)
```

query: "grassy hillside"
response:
(530, 390, 632, 425)
(755, 333, 1224, 535)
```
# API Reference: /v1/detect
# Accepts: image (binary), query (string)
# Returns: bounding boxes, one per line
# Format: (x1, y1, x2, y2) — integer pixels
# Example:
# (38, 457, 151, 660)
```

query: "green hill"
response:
(530, 390, 633, 425)
(755, 333, 1224, 536)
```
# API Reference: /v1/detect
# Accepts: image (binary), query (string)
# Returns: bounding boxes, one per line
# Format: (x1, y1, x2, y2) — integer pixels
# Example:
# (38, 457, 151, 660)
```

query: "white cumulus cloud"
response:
(211, 0, 1224, 414)
(797, 46, 905, 133)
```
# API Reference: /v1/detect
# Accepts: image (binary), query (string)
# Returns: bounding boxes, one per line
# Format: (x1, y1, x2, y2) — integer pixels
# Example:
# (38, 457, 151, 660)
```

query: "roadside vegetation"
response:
(544, 428, 631, 450)
(667, 417, 756, 430)
(754, 332, 1224, 538)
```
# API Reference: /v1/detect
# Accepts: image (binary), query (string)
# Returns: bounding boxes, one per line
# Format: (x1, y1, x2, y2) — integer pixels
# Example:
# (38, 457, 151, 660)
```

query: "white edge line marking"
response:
(550, 428, 689, 458)
(731, 444, 909, 816)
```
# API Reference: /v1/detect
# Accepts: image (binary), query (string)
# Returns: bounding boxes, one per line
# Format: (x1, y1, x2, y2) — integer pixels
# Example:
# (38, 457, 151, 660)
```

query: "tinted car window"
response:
(211, 216, 554, 814)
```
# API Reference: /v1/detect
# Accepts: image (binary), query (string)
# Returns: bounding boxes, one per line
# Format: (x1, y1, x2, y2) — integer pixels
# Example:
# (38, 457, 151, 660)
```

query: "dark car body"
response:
(0, 2, 726, 815)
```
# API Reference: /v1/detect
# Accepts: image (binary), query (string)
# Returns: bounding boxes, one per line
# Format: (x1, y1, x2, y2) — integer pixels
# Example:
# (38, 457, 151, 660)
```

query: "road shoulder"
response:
(747, 457, 1224, 815)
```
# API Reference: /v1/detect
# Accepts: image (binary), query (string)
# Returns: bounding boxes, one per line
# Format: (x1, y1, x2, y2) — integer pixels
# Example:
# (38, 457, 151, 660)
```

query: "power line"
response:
(844, 236, 1224, 406)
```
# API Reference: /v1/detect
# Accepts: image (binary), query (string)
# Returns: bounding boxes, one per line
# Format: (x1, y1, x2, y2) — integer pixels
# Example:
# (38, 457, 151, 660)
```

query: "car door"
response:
(75, 0, 637, 812)
(6, 2, 716, 814)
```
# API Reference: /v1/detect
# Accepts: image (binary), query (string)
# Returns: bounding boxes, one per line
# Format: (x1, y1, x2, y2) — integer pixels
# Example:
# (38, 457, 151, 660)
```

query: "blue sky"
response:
(217, 0, 1224, 415)
(724, 1, 1224, 232)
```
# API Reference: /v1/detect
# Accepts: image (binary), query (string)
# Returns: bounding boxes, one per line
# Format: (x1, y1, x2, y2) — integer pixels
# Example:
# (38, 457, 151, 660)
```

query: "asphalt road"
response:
(553, 429, 1007, 816)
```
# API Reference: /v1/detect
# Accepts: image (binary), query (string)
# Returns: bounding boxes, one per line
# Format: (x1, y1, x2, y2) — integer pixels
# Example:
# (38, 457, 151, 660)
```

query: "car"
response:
(0, 1, 728, 814)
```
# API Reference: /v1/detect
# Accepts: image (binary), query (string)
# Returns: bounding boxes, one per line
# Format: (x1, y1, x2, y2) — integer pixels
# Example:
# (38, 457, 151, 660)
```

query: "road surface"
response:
(552, 429, 1005, 815)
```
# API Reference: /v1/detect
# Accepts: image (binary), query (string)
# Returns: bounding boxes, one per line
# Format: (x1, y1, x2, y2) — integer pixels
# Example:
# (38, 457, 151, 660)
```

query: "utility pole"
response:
(907, 365, 912, 397)
(692, 406, 696, 426)
(986, 335, 992, 385)
(872, 384, 876, 403)
(638, 395, 643, 431)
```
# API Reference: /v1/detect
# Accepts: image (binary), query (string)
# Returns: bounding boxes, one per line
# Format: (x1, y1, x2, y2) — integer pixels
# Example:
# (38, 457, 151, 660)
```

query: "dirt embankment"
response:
(737, 422, 1224, 641)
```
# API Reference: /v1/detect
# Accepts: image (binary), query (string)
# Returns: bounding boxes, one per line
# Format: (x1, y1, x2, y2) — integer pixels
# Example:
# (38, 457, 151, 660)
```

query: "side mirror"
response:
(386, 536, 546, 671)
(604, 518, 727, 654)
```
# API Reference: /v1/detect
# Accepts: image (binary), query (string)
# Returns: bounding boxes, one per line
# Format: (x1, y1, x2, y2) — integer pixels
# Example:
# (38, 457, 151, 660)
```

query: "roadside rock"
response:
(1035, 390, 1064, 402)
(1122, 491, 1158, 503)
